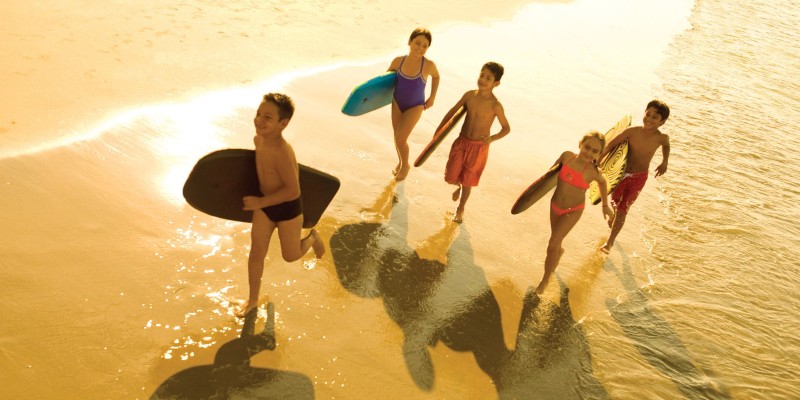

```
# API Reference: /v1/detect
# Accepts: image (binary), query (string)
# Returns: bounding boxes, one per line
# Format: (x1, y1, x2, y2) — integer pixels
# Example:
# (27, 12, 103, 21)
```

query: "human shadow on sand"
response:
(330, 181, 607, 398)
(151, 303, 314, 400)
(495, 283, 608, 399)
(605, 248, 731, 399)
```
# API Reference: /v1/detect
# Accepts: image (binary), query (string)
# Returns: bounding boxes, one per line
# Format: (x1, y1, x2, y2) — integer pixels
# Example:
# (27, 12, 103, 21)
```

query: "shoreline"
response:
(0, 0, 542, 157)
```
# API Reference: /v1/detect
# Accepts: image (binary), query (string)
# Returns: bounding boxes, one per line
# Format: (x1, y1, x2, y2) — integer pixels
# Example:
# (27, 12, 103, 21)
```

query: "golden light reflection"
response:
(154, 62, 355, 206)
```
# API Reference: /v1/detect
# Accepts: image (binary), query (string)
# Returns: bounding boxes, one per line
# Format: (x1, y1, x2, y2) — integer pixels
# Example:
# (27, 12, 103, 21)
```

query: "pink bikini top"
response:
(558, 159, 590, 190)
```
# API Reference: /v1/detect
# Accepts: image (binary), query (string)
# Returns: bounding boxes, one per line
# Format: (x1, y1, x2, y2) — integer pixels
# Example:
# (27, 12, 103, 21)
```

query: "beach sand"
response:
(0, 0, 702, 398)
(1, 0, 542, 157)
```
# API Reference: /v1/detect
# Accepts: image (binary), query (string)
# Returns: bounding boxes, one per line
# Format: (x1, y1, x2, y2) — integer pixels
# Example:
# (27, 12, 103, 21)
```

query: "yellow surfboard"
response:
(588, 114, 632, 205)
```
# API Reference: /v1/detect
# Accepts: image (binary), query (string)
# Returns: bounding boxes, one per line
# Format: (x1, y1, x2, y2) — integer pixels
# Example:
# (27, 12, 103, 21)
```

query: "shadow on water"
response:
(330, 180, 607, 398)
(151, 303, 314, 400)
(605, 250, 731, 399)
(496, 276, 608, 399)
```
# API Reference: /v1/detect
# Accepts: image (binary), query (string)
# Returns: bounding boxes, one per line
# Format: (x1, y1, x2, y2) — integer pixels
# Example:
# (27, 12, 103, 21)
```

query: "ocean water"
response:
(1, 0, 798, 399)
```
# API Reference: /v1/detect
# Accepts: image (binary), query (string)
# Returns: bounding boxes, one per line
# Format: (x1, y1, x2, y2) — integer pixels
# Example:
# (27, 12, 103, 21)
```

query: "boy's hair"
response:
(483, 62, 504, 81)
(581, 130, 606, 155)
(263, 93, 295, 121)
(647, 99, 670, 121)
(409, 28, 432, 45)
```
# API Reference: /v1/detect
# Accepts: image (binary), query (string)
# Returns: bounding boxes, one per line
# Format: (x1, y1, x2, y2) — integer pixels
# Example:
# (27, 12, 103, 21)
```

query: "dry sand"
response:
(1, 0, 541, 157)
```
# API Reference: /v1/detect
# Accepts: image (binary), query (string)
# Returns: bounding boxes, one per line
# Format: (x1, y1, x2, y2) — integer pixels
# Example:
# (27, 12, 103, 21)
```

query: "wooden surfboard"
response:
(341, 72, 396, 116)
(510, 162, 562, 215)
(588, 114, 632, 205)
(414, 106, 466, 167)
(183, 149, 340, 228)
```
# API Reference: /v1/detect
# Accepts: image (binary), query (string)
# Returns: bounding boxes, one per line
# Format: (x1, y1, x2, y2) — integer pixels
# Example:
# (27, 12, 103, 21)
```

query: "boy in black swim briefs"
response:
(238, 93, 325, 317)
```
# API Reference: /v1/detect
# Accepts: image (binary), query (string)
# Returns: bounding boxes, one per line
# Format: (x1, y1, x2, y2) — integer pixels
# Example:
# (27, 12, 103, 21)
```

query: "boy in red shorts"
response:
(600, 100, 671, 253)
(439, 62, 511, 223)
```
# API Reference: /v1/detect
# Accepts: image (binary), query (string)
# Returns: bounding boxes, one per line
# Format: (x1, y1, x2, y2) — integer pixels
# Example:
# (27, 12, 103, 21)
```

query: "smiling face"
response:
(643, 106, 666, 131)
(253, 100, 288, 138)
(408, 34, 430, 57)
(578, 136, 604, 162)
(477, 67, 500, 91)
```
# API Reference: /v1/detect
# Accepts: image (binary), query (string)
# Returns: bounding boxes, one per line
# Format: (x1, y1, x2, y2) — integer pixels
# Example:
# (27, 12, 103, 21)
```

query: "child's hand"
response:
(602, 204, 614, 222)
(654, 163, 668, 177)
(243, 196, 263, 211)
(482, 135, 493, 145)
(424, 98, 435, 110)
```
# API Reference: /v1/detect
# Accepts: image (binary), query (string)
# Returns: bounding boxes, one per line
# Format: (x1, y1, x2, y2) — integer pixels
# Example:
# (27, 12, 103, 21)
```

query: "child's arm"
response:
(425, 62, 440, 110)
(434, 91, 469, 133)
(552, 151, 571, 168)
(594, 170, 614, 222)
(387, 56, 402, 72)
(654, 135, 671, 177)
(484, 102, 510, 144)
(243, 150, 301, 210)
(600, 127, 634, 159)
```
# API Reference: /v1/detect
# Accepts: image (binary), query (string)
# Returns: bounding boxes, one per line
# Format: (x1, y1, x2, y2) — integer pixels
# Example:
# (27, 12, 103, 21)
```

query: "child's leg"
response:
(390, 102, 402, 175)
(535, 209, 582, 294)
(238, 209, 276, 317)
(602, 173, 645, 253)
(392, 104, 424, 181)
(453, 186, 472, 223)
(601, 210, 627, 253)
(276, 215, 325, 261)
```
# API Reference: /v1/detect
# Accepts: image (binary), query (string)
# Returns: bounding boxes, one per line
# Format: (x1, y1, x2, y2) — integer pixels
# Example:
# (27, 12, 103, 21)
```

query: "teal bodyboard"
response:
(341, 72, 397, 116)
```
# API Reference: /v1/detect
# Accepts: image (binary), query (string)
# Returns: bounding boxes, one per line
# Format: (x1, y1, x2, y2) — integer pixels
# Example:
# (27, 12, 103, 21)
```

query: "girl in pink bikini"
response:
(386, 28, 440, 181)
(534, 131, 614, 295)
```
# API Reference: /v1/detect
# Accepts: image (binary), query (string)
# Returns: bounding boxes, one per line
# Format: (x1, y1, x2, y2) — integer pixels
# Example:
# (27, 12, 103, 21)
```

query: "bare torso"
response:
(459, 90, 500, 141)
(254, 136, 298, 196)
(625, 127, 667, 173)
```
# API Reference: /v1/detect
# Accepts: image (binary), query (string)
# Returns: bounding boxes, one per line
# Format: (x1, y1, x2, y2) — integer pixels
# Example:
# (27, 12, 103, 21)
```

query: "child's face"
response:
(477, 68, 499, 90)
(578, 137, 603, 162)
(408, 35, 430, 57)
(643, 107, 666, 130)
(254, 100, 288, 137)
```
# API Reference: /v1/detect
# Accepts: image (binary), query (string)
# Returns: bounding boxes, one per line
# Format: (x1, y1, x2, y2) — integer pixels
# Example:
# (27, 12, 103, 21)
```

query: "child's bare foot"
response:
(235, 299, 257, 318)
(392, 163, 401, 176)
(453, 207, 464, 223)
(533, 283, 546, 295)
(451, 186, 461, 201)
(599, 242, 612, 254)
(394, 165, 410, 181)
(310, 229, 326, 258)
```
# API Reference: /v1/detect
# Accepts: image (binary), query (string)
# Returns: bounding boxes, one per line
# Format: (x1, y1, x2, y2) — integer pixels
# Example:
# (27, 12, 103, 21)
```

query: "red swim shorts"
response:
(444, 136, 489, 187)
(611, 171, 648, 213)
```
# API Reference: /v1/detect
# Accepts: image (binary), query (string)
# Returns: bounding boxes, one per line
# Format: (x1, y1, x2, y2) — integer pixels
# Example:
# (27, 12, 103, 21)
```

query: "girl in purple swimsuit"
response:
(387, 28, 440, 181)
(534, 131, 614, 295)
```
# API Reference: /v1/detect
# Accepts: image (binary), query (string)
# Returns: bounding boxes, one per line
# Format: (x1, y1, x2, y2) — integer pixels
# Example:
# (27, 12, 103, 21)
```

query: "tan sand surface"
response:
(1, 0, 541, 156)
